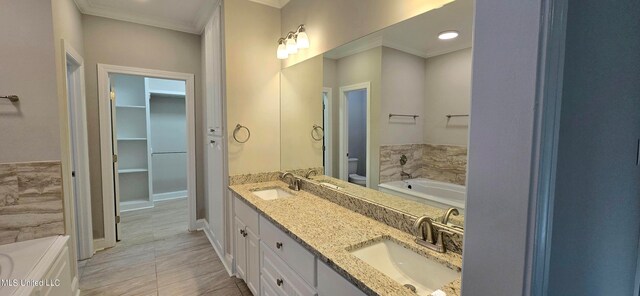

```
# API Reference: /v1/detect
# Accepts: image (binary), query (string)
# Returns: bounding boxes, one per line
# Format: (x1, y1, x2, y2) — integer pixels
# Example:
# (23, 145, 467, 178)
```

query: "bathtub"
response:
(0, 235, 72, 296)
(378, 178, 466, 211)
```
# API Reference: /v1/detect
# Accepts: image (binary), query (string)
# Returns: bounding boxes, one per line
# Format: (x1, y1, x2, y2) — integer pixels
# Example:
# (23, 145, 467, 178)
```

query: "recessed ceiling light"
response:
(438, 31, 459, 40)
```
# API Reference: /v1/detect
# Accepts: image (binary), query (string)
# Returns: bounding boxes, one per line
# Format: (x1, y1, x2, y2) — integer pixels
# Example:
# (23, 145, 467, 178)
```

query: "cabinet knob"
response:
(276, 242, 283, 249)
(276, 278, 283, 287)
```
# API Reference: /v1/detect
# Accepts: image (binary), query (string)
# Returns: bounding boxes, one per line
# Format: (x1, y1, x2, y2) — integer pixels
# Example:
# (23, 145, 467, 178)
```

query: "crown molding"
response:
(248, 0, 290, 9)
(74, 0, 216, 34)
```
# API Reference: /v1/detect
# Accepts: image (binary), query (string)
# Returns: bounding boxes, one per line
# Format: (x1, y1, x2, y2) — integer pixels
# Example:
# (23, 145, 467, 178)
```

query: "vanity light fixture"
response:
(438, 30, 459, 40)
(277, 24, 309, 59)
(286, 32, 298, 54)
(277, 38, 289, 59)
(295, 25, 309, 49)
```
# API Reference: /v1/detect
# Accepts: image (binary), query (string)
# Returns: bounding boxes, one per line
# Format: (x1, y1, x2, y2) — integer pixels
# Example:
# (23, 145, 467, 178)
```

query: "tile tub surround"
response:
(380, 144, 425, 184)
(379, 144, 468, 185)
(423, 144, 467, 186)
(229, 181, 462, 296)
(0, 161, 65, 245)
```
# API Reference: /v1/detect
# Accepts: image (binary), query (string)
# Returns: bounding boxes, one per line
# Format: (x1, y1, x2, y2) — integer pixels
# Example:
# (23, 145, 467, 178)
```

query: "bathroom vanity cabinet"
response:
(233, 194, 364, 296)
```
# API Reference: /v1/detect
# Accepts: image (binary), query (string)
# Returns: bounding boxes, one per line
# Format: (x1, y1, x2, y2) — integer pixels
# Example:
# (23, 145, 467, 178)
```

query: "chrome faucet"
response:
(281, 172, 300, 191)
(304, 169, 318, 179)
(400, 170, 412, 180)
(414, 208, 464, 253)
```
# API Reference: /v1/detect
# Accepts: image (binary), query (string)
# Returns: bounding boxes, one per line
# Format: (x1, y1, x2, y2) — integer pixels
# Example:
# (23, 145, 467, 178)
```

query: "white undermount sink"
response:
(251, 188, 293, 200)
(350, 239, 460, 295)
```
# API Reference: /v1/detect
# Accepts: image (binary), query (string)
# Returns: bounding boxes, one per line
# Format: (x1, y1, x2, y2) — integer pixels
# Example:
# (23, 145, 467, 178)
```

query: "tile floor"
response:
(78, 199, 250, 296)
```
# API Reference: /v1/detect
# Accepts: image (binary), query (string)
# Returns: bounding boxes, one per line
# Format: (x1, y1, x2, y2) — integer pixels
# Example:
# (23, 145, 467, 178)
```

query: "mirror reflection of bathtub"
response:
(378, 179, 466, 212)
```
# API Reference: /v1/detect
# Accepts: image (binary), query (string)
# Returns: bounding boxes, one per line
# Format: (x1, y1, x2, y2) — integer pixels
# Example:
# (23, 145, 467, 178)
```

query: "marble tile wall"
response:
(0, 161, 65, 245)
(379, 144, 467, 185)
(379, 144, 425, 184)
(423, 144, 467, 186)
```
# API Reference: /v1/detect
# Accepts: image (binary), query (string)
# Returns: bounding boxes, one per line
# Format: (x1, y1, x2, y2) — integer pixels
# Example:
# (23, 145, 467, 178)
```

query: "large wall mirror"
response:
(281, 0, 473, 216)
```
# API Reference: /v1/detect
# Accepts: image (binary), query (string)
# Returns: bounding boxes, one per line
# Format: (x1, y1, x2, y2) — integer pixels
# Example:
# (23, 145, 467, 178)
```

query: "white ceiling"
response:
(324, 0, 473, 60)
(74, 0, 217, 34)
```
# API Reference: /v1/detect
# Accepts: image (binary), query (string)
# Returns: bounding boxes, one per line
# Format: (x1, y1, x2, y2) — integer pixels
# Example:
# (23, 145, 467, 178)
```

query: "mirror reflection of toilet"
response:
(348, 158, 366, 186)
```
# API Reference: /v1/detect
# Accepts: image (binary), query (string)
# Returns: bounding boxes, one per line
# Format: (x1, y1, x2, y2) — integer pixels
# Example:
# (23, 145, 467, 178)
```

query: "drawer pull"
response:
(276, 278, 284, 287)
(240, 229, 247, 237)
(276, 242, 283, 249)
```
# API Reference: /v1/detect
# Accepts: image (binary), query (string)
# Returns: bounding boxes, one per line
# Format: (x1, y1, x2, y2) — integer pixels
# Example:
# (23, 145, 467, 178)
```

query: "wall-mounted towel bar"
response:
(388, 113, 419, 119)
(1, 95, 19, 102)
(446, 114, 469, 119)
(152, 152, 186, 155)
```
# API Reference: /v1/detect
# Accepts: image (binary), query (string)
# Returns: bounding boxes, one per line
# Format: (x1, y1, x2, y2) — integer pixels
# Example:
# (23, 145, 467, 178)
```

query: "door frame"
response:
(338, 82, 371, 187)
(62, 41, 93, 260)
(97, 64, 197, 249)
(322, 87, 333, 176)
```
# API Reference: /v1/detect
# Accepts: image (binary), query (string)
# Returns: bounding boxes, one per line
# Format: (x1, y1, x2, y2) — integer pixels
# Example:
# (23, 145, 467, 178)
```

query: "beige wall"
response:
(380, 47, 426, 145)
(280, 55, 323, 171)
(0, 0, 60, 163)
(280, 0, 453, 67)
(82, 15, 203, 238)
(423, 48, 472, 146)
(335, 47, 382, 188)
(224, 0, 282, 175)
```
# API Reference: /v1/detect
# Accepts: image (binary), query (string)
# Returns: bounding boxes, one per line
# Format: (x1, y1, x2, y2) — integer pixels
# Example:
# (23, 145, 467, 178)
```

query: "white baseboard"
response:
(197, 219, 233, 276)
(120, 200, 154, 212)
(153, 190, 188, 202)
(93, 238, 108, 252)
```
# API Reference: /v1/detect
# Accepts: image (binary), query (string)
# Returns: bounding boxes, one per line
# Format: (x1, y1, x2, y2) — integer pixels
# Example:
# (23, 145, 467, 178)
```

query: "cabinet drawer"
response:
(317, 259, 366, 296)
(261, 275, 280, 296)
(234, 195, 259, 233)
(261, 242, 316, 296)
(260, 216, 316, 286)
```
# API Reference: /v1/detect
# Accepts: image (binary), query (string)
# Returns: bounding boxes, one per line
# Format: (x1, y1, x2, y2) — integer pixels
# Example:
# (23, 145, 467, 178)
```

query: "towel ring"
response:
(311, 125, 324, 141)
(233, 124, 251, 143)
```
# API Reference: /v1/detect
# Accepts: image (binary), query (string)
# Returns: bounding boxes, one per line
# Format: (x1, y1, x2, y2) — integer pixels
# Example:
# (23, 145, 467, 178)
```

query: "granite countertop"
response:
(229, 181, 462, 296)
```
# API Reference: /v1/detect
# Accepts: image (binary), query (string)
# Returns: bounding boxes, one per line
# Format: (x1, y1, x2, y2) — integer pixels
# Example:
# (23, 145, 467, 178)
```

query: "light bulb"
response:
(286, 37, 298, 54)
(277, 42, 288, 59)
(296, 31, 309, 49)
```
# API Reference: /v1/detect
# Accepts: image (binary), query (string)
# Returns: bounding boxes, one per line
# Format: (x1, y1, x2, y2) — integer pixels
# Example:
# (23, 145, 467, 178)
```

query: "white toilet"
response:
(348, 158, 367, 186)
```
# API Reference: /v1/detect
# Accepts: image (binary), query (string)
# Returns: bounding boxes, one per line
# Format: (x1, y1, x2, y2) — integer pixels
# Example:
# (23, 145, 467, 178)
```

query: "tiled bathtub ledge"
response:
(229, 181, 462, 296)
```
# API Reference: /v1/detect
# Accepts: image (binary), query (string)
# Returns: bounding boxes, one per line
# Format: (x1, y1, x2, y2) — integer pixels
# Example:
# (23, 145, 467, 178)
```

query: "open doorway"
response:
(339, 82, 370, 187)
(97, 64, 197, 249)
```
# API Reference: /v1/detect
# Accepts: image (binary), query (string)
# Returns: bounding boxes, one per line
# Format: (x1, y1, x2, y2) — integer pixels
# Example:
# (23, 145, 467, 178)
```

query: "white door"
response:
(109, 85, 122, 240)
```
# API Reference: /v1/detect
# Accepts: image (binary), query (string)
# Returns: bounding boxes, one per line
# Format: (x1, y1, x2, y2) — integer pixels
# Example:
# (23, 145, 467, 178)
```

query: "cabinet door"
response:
(246, 228, 260, 295)
(234, 217, 247, 280)
(261, 275, 280, 296)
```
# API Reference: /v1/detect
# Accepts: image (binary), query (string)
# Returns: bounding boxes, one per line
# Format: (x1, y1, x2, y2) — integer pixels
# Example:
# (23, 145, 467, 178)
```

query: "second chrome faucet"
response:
(413, 208, 463, 253)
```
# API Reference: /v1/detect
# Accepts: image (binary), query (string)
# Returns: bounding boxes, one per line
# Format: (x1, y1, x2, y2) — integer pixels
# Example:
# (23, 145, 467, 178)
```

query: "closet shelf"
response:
(118, 168, 148, 174)
(149, 90, 185, 98)
(117, 138, 147, 141)
(116, 105, 146, 109)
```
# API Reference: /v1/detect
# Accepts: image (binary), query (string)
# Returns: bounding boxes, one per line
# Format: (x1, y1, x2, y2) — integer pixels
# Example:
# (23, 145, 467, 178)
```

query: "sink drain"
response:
(403, 283, 417, 293)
